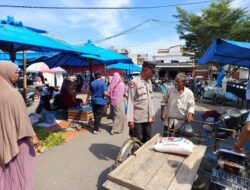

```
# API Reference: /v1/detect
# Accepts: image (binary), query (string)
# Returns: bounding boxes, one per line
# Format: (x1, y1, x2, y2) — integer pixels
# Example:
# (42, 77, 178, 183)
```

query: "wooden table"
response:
(103, 134, 207, 190)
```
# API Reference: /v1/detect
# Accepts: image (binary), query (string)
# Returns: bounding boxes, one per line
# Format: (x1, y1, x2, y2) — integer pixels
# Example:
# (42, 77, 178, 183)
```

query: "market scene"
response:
(0, 0, 250, 190)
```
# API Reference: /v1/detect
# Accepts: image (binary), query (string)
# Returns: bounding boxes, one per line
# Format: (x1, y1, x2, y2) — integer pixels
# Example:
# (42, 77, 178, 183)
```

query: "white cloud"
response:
(58, 0, 132, 37)
(230, 0, 249, 9)
(0, 0, 183, 55)
(0, 0, 132, 38)
(123, 36, 184, 54)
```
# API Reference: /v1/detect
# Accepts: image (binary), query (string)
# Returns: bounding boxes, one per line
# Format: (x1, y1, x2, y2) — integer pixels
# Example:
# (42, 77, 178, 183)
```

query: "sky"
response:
(0, 0, 249, 54)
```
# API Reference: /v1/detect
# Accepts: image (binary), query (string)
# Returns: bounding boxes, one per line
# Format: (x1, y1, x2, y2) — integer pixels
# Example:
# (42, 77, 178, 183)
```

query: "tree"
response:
(175, 0, 250, 60)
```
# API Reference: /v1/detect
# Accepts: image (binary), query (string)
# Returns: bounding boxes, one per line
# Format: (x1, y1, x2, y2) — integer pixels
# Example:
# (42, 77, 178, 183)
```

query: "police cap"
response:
(142, 61, 156, 73)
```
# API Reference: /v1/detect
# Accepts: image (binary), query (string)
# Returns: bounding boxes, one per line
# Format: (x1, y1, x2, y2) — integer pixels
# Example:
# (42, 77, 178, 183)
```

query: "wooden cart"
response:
(103, 134, 207, 190)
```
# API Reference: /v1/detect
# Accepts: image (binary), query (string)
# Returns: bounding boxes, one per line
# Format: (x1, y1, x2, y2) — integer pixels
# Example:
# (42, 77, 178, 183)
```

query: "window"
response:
(171, 60, 179, 63)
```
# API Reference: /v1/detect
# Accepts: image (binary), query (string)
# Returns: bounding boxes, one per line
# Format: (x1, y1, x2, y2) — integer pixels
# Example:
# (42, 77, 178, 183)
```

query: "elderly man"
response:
(127, 61, 156, 143)
(161, 73, 195, 136)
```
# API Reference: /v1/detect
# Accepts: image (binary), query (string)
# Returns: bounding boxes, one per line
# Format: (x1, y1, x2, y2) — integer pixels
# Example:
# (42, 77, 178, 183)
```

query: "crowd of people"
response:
(0, 60, 249, 189)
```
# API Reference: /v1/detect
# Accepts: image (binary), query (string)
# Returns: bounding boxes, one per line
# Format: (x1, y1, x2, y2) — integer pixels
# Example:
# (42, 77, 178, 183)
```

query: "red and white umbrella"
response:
(27, 62, 66, 73)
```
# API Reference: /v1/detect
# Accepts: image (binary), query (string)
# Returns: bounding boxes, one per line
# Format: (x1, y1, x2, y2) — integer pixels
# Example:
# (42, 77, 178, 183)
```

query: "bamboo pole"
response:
(23, 51, 27, 104)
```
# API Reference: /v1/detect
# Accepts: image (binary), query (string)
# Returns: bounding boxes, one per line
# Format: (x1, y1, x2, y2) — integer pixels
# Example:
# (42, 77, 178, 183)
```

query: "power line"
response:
(0, 1, 215, 10)
(93, 19, 174, 43)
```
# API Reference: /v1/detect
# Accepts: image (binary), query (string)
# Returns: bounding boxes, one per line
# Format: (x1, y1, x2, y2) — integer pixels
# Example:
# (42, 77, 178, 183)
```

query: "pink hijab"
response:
(108, 72, 126, 106)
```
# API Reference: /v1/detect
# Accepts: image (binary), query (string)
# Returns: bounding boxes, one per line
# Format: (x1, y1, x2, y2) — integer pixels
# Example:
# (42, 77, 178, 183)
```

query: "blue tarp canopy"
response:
(0, 17, 82, 61)
(78, 40, 132, 63)
(198, 38, 250, 67)
(28, 40, 133, 68)
(0, 52, 51, 60)
(0, 16, 47, 34)
(106, 62, 142, 73)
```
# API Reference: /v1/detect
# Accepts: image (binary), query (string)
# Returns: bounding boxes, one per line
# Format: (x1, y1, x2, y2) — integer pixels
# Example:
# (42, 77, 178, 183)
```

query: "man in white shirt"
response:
(161, 73, 195, 136)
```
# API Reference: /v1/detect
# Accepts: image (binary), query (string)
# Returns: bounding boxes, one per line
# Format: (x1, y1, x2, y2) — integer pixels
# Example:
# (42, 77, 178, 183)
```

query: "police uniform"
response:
(127, 61, 155, 143)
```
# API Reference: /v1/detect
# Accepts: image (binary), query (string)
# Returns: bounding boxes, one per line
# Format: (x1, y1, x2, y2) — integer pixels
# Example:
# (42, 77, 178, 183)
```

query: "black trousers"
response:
(92, 104, 105, 131)
(129, 122, 152, 143)
(36, 95, 51, 114)
(163, 125, 180, 137)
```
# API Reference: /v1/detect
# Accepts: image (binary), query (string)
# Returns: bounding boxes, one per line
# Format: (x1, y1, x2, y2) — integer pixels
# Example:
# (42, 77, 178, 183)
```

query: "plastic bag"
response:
(153, 137, 194, 156)
(179, 121, 193, 137)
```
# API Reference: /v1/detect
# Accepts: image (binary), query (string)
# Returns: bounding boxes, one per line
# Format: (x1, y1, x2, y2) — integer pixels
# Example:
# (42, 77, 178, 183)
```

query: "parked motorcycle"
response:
(188, 79, 204, 101)
(209, 148, 249, 190)
(208, 108, 250, 189)
(18, 88, 35, 107)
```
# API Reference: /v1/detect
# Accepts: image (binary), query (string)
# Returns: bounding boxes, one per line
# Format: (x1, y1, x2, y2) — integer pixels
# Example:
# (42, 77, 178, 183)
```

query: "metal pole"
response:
(89, 59, 93, 78)
(23, 51, 27, 104)
(104, 63, 107, 78)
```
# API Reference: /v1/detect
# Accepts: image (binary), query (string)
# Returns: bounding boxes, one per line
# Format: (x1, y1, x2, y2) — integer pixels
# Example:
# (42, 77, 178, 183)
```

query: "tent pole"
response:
(104, 63, 107, 78)
(23, 51, 27, 104)
(89, 59, 93, 78)
(54, 73, 57, 87)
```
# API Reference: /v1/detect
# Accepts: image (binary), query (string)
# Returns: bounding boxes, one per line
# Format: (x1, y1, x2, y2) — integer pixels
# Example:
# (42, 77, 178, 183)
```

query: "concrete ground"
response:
(29, 93, 232, 190)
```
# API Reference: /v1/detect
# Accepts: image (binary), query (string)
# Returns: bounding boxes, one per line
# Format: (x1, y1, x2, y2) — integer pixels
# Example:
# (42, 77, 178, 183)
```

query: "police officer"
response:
(127, 61, 156, 143)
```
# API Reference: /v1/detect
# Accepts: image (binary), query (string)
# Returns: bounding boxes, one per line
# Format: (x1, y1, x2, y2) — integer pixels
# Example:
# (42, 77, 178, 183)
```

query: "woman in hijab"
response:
(108, 72, 126, 134)
(0, 61, 39, 190)
(60, 76, 83, 109)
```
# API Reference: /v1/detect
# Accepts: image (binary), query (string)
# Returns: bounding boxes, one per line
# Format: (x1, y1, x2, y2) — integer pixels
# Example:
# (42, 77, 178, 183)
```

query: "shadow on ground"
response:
(89, 143, 120, 161)
(97, 166, 113, 190)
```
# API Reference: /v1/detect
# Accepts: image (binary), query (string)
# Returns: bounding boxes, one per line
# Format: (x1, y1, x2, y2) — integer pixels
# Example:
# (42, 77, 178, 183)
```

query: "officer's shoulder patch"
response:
(128, 81, 135, 88)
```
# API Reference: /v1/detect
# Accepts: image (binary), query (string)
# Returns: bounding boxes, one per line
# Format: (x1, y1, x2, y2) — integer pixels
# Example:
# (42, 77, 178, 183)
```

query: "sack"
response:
(179, 121, 193, 137)
(153, 137, 194, 156)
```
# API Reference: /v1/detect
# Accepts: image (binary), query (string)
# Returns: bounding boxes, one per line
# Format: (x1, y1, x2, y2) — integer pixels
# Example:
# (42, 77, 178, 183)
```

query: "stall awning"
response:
(156, 63, 195, 71)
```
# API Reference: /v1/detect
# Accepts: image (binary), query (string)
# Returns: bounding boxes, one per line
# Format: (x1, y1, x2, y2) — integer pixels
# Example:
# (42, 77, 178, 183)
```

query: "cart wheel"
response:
(215, 96, 225, 106)
(114, 138, 142, 168)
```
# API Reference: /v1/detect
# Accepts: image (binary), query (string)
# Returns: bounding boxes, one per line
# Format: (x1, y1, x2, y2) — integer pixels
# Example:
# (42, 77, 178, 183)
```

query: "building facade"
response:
(152, 45, 195, 80)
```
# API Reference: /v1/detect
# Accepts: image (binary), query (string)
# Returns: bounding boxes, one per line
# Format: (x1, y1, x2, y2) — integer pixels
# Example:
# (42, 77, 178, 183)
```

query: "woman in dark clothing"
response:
(60, 77, 82, 109)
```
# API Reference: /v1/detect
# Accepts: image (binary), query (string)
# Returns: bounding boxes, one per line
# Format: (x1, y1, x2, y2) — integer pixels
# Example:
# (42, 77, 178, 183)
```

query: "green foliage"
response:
(34, 127, 65, 149)
(174, 0, 250, 59)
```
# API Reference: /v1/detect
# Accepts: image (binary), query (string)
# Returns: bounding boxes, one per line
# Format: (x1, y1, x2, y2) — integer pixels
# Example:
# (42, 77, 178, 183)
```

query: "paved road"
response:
(30, 93, 231, 190)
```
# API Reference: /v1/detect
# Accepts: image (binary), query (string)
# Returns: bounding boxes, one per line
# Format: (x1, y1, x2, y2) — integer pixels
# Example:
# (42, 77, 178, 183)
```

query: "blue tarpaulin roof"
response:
(198, 38, 250, 67)
(28, 40, 133, 68)
(0, 24, 81, 53)
(77, 40, 132, 63)
(106, 62, 142, 72)
(0, 17, 83, 61)
(0, 52, 51, 60)
(0, 16, 47, 34)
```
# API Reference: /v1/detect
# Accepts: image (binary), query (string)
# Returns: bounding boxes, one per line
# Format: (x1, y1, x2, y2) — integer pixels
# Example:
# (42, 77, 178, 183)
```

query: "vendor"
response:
(60, 76, 82, 109)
